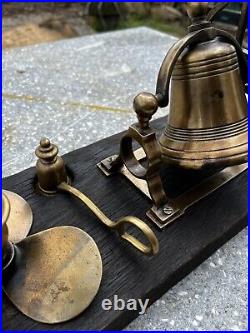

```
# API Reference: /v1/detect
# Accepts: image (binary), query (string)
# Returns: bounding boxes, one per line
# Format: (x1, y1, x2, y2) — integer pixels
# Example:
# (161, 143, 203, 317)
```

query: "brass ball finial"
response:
(40, 137, 50, 148)
(186, 2, 209, 20)
(133, 92, 158, 129)
(35, 137, 58, 162)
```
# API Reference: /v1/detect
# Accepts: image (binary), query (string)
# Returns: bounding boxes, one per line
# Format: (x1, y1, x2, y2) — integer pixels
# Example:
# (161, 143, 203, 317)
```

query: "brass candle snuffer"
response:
(98, 2, 248, 228)
(2, 191, 103, 324)
(35, 137, 159, 256)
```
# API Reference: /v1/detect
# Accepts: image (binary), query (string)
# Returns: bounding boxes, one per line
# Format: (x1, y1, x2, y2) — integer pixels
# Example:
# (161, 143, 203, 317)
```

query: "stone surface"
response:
(126, 229, 248, 331)
(2, 27, 248, 331)
(3, 27, 175, 177)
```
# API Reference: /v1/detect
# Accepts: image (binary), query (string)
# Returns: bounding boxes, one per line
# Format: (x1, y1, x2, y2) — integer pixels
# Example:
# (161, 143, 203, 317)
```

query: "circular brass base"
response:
(3, 190, 33, 244)
(3, 226, 102, 324)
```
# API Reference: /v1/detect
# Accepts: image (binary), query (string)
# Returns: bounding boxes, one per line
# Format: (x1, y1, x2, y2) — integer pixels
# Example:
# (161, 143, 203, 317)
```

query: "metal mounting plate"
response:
(98, 148, 248, 229)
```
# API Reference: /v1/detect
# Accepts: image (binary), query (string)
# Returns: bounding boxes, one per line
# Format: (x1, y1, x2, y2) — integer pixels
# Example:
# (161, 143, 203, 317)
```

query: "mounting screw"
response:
(163, 207, 173, 215)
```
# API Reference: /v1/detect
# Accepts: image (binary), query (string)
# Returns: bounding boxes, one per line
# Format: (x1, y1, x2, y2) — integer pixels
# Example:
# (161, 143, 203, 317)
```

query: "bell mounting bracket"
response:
(98, 146, 247, 229)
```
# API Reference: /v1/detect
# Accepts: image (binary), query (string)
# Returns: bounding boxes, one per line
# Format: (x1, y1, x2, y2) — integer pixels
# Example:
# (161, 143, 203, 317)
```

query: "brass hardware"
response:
(2, 192, 11, 265)
(2, 194, 103, 324)
(2, 192, 10, 231)
(157, 3, 248, 170)
(35, 138, 159, 256)
(98, 148, 248, 228)
(3, 190, 33, 244)
(3, 226, 102, 324)
(35, 137, 68, 194)
(98, 3, 248, 228)
(58, 182, 159, 255)
(2, 193, 15, 271)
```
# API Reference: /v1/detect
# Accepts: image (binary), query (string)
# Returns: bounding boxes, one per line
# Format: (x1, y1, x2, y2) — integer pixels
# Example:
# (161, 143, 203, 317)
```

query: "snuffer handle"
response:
(35, 138, 159, 256)
(58, 182, 159, 256)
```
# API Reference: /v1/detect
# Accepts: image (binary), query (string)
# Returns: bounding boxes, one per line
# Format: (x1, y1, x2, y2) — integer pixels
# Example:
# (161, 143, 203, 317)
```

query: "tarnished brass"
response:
(35, 138, 159, 256)
(3, 190, 33, 244)
(3, 226, 103, 324)
(98, 3, 248, 228)
(99, 148, 248, 228)
(2, 193, 10, 231)
(2, 190, 102, 323)
(35, 137, 68, 194)
(58, 182, 159, 255)
(159, 37, 248, 169)
(157, 2, 248, 169)
(2, 192, 11, 264)
(2, 193, 15, 271)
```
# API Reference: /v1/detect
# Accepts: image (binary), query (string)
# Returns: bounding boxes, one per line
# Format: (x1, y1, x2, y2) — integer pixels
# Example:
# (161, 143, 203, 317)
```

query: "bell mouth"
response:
(159, 118, 248, 170)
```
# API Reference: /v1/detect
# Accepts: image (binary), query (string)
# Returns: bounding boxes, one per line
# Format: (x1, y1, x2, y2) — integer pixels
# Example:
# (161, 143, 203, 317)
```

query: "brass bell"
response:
(98, 3, 248, 228)
(157, 2, 248, 169)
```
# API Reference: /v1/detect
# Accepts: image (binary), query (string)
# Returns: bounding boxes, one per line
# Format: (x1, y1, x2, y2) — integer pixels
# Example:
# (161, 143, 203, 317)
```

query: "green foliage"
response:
(88, 12, 186, 37)
(117, 14, 186, 37)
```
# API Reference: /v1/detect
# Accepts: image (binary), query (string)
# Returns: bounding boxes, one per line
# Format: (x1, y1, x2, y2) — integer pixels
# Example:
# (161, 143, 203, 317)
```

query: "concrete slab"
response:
(3, 27, 175, 176)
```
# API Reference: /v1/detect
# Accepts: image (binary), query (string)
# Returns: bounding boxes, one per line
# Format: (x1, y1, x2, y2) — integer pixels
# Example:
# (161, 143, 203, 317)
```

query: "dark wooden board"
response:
(2, 117, 248, 331)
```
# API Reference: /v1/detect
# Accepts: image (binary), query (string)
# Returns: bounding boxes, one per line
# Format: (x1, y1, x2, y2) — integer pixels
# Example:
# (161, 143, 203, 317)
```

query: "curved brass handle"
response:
(112, 216, 159, 255)
(156, 27, 216, 107)
(58, 182, 159, 256)
(156, 26, 247, 108)
(155, 2, 248, 108)
(214, 28, 248, 85)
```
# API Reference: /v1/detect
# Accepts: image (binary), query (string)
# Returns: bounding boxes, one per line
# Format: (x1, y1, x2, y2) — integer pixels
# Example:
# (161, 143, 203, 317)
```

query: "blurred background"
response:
(3, 2, 248, 49)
